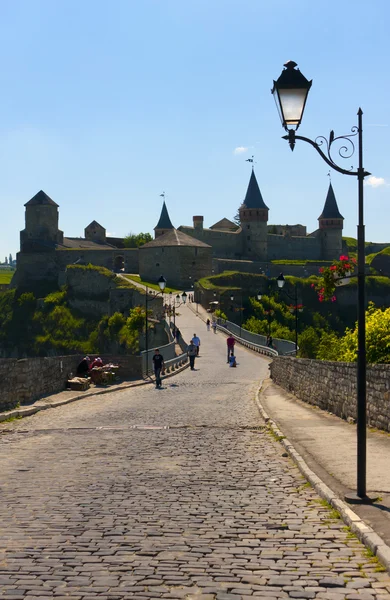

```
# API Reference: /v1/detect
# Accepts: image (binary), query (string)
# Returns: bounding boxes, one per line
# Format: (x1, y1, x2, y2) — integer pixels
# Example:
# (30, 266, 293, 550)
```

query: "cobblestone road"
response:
(1, 307, 390, 599)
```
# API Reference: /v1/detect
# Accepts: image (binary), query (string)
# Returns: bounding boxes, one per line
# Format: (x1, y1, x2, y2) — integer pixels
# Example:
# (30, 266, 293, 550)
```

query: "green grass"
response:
(124, 274, 181, 293)
(1, 414, 22, 423)
(271, 259, 332, 265)
(0, 271, 13, 284)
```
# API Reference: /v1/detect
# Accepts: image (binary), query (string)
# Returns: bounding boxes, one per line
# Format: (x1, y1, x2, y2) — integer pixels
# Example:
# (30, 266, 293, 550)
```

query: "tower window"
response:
(195, 247, 198, 256)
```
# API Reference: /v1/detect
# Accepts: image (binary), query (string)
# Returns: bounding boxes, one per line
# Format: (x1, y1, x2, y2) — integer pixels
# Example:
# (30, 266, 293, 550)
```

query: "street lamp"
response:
(230, 291, 243, 338)
(172, 291, 187, 331)
(145, 276, 167, 376)
(257, 291, 273, 336)
(272, 60, 372, 503)
(276, 273, 301, 353)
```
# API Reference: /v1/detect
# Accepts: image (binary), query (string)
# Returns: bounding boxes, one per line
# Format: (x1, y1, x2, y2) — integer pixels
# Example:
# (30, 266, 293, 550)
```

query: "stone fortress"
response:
(13, 169, 347, 289)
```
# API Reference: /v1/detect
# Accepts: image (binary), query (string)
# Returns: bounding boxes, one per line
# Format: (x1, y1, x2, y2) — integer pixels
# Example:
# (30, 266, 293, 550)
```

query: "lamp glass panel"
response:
(278, 88, 307, 128)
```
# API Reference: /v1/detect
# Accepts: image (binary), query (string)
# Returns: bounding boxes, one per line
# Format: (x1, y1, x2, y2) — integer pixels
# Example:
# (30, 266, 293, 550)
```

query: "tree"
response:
(336, 303, 390, 364)
(233, 208, 241, 226)
(123, 232, 153, 248)
(297, 326, 320, 358)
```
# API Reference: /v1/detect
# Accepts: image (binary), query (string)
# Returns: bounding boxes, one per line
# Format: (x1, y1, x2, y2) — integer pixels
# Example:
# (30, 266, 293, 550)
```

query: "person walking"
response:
(226, 334, 235, 363)
(211, 320, 217, 334)
(206, 318, 211, 331)
(175, 328, 181, 343)
(152, 348, 165, 389)
(187, 340, 197, 370)
(192, 333, 201, 356)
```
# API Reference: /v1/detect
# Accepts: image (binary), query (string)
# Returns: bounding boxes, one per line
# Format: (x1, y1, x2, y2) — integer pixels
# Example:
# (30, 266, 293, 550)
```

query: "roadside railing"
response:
(163, 351, 189, 374)
(215, 318, 296, 356)
(141, 319, 189, 378)
(216, 322, 278, 357)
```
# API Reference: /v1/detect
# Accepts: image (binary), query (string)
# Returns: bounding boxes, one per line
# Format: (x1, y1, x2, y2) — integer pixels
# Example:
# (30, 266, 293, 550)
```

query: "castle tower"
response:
(20, 190, 64, 252)
(318, 182, 344, 260)
(85, 220, 106, 244)
(154, 201, 174, 238)
(239, 169, 269, 260)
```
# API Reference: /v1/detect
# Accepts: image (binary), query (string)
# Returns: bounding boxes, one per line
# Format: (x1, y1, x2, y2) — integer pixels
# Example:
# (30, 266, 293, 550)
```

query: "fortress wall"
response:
(178, 226, 242, 258)
(56, 249, 139, 273)
(270, 357, 390, 433)
(267, 234, 322, 261)
(0, 354, 142, 413)
(365, 242, 390, 254)
(13, 252, 61, 286)
(140, 245, 212, 289)
(213, 259, 323, 278)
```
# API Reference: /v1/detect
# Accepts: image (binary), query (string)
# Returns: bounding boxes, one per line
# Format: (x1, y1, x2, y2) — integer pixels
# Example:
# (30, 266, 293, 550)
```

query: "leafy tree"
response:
(123, 232, 153, 248)
(215, 308, 227, 320)
(298, 327, 321, 358)
(335, 303, 390, 364)
(316, 331, 341, 361)
(34, 305, 91, 355)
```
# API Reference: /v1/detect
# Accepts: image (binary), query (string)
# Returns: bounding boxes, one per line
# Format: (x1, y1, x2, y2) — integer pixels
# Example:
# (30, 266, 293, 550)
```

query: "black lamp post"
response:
(173, 291, 187, 331)
(257, 291, 273, 336)
(230, 291, 243, 337)
(276, 273, 301, 353)
(272, 61, 372, 503)
(145, 276, 167, 376)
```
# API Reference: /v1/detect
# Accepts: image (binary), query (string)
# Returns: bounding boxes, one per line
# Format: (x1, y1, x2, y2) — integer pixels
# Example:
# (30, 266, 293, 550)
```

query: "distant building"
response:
(13, 172, 345, 289)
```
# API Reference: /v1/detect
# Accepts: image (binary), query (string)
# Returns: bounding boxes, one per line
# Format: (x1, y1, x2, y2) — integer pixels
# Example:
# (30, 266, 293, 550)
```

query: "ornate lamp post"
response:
(276, 274, 301, 353)
(230, 291, 243, 337)
(257, 291, 273, 337)
(145, 276, 167, 376)
(272, 60, 372, 503)
(173, 291, 187, 331)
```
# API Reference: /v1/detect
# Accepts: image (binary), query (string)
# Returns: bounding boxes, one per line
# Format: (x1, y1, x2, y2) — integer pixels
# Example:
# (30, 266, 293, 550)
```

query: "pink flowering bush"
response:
(312, 256, 357, 302)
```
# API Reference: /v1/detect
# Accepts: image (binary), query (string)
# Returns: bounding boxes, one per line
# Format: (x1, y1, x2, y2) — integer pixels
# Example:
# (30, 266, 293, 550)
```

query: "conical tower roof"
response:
(242, 170, 268, 210)
(318, 183, 344, 220)
(154, 201, 174, 230)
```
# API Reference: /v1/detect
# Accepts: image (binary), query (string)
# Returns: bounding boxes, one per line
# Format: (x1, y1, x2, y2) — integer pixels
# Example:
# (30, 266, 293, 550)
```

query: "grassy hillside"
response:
(0, 271, 14, 284)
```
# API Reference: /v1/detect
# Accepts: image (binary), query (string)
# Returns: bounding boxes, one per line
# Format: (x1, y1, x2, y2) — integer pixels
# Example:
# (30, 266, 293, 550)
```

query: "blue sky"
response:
(1, 0, 389, 261)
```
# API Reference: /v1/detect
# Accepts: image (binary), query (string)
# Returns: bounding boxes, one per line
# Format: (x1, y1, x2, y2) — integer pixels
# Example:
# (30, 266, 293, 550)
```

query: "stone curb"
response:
(0, 359, 190, 424)
(256, 379, 390, 575)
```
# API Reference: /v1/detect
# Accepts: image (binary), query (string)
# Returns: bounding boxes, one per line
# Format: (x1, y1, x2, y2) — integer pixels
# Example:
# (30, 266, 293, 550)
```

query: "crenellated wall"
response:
(270, 357, 390, 433)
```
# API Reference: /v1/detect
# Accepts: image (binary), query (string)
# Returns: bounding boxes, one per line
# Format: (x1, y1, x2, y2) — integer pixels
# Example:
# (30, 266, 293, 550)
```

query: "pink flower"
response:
(330, 265, 337, 271)
(319, 267, 324, 273)
(311, 283, 315, 288)
(331, 296, 336, 302)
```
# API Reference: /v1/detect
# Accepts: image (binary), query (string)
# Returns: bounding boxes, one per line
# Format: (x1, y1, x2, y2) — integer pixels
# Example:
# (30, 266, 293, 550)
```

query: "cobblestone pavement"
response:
(1, 307, 390, 599)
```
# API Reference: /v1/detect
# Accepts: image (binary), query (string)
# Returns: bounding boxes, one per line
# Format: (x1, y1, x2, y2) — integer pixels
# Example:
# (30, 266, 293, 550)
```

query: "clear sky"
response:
(1, 0, 389, 261)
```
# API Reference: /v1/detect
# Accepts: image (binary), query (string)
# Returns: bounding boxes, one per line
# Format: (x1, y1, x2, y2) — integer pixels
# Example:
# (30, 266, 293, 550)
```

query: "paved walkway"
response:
(1, 306, 390, 599)
(260, 381, 390, 550)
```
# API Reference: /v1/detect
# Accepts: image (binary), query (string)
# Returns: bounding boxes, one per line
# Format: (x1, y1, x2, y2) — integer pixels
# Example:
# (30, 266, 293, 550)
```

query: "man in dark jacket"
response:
(187, 341, 197, 370)
(152, 349, 165, 389)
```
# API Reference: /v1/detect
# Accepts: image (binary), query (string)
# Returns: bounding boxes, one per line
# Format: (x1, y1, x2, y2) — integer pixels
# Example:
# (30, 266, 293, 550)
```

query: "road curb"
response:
(0, 359, 189, 424)
(255, 379, 390, 574)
